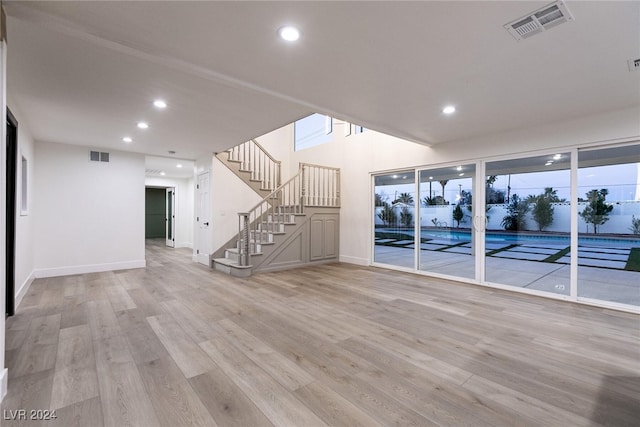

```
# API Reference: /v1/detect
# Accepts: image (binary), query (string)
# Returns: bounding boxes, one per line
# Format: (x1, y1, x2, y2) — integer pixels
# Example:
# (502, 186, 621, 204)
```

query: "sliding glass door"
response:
(577, 145, 640, 307)
(418, 165, 476, 279)
(373, 171, 416, 269)
(371, 143, 639, 311)
(484, 154, 571, 295)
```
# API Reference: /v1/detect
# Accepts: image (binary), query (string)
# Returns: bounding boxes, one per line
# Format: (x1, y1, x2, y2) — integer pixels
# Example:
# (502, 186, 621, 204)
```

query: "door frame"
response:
(165, 187, 175, 247)
(5, 108, 17, 317)
(196, 170, 211, 265)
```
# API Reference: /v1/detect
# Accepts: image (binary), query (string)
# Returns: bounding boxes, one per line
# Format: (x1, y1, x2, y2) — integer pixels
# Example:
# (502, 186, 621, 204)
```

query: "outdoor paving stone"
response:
(560, 255, 627, 269)
(577, 258, 628, 269)
(578, 246, 631, 255)
(517, 243, 570, 250)
(578, 246, 630, 255)
(512, 246, 562, 255)
(420, 243, 448, 250)
(392, 240, 414, 246)
(575, 252, 630, 262)
(490, 251, 549, 261)
(485, 243, 514, 250)
(442, 247, 472, 255)
(429, 239, 469, 245)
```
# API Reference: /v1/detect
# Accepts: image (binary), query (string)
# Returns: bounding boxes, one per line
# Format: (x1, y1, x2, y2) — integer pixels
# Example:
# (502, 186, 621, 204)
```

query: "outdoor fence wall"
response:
(375, 201, 640, 235)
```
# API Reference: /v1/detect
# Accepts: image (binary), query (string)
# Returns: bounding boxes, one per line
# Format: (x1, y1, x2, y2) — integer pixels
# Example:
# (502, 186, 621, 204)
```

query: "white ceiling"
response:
(5, 1, 640, 162)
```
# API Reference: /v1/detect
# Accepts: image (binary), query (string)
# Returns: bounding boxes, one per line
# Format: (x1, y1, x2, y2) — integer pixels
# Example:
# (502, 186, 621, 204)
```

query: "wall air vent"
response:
(145, 169, 164, 175)
(505, 0, 573, 41)
(89, 150, 110, 162)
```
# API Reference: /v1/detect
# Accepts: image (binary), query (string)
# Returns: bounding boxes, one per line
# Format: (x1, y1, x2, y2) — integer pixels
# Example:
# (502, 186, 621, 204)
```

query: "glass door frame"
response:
(370, 141, 639, 313)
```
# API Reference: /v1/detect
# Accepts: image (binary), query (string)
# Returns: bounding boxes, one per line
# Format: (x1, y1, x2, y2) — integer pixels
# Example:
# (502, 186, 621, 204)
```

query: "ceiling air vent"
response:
(505, 0, 573, 41)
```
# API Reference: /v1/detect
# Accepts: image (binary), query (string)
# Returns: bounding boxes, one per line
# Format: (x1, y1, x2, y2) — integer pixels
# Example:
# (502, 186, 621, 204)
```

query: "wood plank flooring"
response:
(3, 239, 639, 426)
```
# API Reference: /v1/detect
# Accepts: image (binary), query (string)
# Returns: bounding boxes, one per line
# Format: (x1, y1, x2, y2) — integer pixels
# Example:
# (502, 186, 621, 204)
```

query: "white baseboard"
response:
(0, 368, 7, 403)
(176, 242, 193, 249)
(34, 259, 146, 278)
(15, 270, 35, 307)
(339, 255, 369, 266)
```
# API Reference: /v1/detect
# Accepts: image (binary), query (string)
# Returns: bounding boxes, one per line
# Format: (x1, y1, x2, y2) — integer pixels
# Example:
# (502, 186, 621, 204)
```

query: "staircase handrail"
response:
(228, 139, 281, 190)
(251, 139, 281, 166)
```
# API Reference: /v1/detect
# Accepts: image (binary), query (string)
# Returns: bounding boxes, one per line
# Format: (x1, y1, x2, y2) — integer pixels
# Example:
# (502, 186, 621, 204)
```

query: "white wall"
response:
(255, 124, 293, 179)
(290, 106, 640, 266)
(34, 141, 145, 277)
(211, 156, 263, 253)
(145, 176, 194, 248)
(9, 101, 37, 305)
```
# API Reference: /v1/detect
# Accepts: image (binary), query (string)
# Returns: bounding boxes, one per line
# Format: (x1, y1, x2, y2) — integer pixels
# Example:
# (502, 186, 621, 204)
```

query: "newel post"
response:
(238, 212, 250, 266)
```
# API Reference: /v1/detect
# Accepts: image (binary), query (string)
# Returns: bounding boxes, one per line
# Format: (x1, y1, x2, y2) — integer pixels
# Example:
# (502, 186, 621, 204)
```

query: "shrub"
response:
(501, 194, 530, 231)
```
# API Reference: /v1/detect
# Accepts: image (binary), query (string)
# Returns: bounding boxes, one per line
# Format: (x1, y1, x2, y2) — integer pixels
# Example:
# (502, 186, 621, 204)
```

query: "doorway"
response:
(166, 187, 175, 248)
(6, 109, 17, 317)
(145, 186, 176, 247)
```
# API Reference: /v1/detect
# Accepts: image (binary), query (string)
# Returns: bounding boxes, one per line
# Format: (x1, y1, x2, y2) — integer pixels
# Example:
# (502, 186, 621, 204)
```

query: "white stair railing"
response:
(237, 163, 340, 266)
(228, 139, 281, 191)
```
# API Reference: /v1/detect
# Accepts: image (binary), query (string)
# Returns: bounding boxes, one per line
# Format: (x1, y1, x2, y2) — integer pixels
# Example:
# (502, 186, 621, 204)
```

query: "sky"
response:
(376, 163, 640, 204)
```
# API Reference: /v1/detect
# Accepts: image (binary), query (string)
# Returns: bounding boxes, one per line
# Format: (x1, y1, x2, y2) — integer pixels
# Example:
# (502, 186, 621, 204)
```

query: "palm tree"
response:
(438, 180, 449, 200)
(393, 192, 414, 206)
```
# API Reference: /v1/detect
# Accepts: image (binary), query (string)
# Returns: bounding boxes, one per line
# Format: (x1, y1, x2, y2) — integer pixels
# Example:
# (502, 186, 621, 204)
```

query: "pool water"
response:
(376, 228, 640, 248)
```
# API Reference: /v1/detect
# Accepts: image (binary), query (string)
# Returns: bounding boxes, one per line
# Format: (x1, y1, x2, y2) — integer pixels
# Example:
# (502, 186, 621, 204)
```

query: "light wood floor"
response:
(3, 239, 639, 426)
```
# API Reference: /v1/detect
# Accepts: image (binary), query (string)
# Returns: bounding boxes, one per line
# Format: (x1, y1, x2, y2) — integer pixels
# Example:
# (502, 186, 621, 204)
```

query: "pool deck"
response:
(374, 236, 640, 306)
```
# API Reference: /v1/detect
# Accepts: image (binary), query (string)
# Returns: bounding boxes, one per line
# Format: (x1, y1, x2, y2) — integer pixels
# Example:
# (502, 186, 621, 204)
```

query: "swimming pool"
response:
(376, 228, 640, 248)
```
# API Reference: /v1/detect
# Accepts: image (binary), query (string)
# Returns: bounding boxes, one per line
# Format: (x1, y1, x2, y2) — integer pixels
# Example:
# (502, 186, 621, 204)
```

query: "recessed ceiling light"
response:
(392, 175, 398, 179)
(443, 105, 456, 115)
(153, 99, 167, 109)
(122, 136, 132, 143)
(545, 161, 553, 166)
(160, 171, 166, 176)
(456, 166, 462, 171)
(553, 154, 562, 160)
(137, 122, 149, 129)
(459, 173, 464, 176)
(279, 26, 300, 42)
(177, 164, 183, 168)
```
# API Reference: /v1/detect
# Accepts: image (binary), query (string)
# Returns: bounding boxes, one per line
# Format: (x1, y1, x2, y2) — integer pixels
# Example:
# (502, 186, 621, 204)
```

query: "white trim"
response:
(15, 270, 35, 307)
(34, 260, 146, 278)
(339, 255, 369, 266)
(0, 368, 7, 402)
(569, 148, 578, 300)
(176, 242, 193, 249)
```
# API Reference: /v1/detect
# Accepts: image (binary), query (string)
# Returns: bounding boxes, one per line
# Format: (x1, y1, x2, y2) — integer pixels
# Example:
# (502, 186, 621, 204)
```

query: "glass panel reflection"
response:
(373, 171, 416, 269)
(577, 145, 640, 306)
(418, 165, 475, 279)
(485, 154, 571, 294)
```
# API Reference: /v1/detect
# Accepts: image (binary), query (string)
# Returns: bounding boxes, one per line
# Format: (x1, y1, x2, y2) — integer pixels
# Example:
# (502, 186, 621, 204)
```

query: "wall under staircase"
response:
(212, 142, 340, 277)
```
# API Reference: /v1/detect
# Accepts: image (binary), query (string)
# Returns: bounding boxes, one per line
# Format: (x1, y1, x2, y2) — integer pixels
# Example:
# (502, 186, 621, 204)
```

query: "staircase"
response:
(215, 139, 281, 196)
(212, 156, 340, 277)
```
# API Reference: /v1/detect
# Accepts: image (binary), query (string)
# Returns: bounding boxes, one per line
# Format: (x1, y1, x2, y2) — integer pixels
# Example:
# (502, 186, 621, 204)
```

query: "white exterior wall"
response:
(376, 202, 640, 235)
(34, 141, 145, 277)
(145, 176, 195, 248)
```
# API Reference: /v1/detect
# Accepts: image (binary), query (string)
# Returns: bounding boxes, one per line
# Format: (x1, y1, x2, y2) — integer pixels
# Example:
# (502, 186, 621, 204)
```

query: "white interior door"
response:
(196, 171, 211, 265)
(165, 187, 175, 247)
